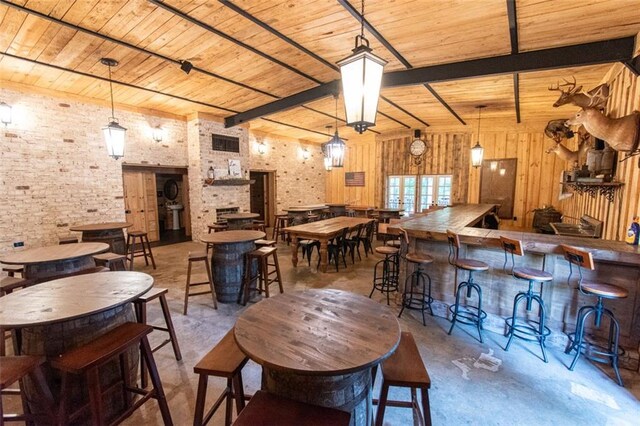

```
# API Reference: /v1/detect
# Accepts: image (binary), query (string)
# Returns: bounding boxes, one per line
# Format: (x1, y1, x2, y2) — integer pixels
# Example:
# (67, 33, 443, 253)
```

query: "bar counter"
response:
(391, 204, 640, 366)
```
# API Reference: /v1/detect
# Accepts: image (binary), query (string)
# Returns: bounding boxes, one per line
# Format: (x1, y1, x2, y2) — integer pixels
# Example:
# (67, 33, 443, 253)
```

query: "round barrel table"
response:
(326, 203, 348, 216)
(219, 213, 260, 230)
(0, 242, 109, 283)
(234, 289, 400, 425)
(375, 208, 404, 223)
(70, 222, 132, 254)
(201, 230, 265, 303)
(0, 271, 153, 425)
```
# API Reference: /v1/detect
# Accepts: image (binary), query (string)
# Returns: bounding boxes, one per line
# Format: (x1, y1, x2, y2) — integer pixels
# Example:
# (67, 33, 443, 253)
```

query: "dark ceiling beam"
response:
(624, 54, 640, 76)
(260, 118, 350, 140)
(338, 0, 463, 126)
(217, 0, 411, 130)
(0, 52, 238, 113)
(506, 0, 521, 123)
(224, 37, 636, 127)
(0, 0, 276, 98)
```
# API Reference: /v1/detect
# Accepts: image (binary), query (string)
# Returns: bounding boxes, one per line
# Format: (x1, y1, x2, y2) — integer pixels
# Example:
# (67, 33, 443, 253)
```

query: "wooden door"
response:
(122, 171, 159, 241)
(250, 172, 266, 221)
(143, 173, 159, 241)
(480, 158, 517, 219)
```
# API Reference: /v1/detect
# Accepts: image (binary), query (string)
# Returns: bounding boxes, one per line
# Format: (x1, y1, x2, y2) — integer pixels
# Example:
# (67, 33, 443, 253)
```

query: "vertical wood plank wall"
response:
(325, 140, 378, 206)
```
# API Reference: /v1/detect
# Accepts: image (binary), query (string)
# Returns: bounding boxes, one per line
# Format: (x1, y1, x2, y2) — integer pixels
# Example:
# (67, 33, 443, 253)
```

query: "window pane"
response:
(437, 175, 452, 206)
(403, 177, 416, 214)
(419, 176, 434, 211)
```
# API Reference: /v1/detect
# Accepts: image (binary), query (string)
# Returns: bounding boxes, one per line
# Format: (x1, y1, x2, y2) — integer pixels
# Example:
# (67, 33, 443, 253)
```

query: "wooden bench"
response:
(194, 330, 249, 426)
(1, 265, 23, 277)
(232, 390, 351, 426)
(374, 331, 432, 426)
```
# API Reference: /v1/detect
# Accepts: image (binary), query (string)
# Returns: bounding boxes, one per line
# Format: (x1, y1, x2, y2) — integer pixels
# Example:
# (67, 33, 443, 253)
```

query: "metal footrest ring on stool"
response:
(399, 269, 434, 326)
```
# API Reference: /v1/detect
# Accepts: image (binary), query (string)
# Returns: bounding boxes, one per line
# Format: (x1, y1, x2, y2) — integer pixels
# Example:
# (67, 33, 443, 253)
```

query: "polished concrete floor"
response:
(123, 238, 640, 425)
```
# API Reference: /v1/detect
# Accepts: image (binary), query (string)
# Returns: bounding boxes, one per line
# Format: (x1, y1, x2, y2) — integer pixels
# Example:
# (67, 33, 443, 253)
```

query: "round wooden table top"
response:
(234, 289, 400, 375)
(0, 271, 153, 328)
(326, 203, 348, 207)
(69, 222, 132, 232)
(201, 230, 265, 244)
(375, 208, 404, 213)
(0, 242, 109, 265)
(219, 213, 259, 220)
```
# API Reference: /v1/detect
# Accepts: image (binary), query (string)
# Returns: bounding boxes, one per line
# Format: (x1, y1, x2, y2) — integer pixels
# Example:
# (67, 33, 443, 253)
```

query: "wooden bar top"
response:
(394, 204, 640, 265)
(0, 242, 109, 265)
(234, 289, 400, 375)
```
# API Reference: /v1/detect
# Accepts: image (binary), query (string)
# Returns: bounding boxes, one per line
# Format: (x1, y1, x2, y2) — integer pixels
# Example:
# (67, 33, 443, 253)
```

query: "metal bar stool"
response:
(500, 236, 553, 362)
(561, 244, 628, 386)
(446, 230, 489, 343)
(184, 251, 217, 315)
(399, 251, 434, 326)
(370, 245, 400, 305)
(126, 231, 156, 270)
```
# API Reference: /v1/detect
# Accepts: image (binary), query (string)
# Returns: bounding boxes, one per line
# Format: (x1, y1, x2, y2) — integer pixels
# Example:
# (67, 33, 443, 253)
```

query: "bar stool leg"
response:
(204, 259, 218, 309)
(127, 234, 134, 271)
(184, 260, 193, 315)
(272, 251, 284, 294)
(136, 301, 150, 389)
(144, 235, 156, 269)
(159, 294, 183, 361)
(261, 257, 269, 299)
(194, 375, 208, 426)
(140, 336, 173, 425)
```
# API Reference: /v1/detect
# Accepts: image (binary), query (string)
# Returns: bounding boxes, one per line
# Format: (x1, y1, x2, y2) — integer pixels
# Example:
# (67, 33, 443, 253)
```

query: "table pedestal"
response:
(19, 304, 138, 425)
(25, 256, 96, 283)
(226, 218, 254, 230)
(262, 367, 372, 426)
(79, 229, 127, 254)
(210, 240, 257, 303)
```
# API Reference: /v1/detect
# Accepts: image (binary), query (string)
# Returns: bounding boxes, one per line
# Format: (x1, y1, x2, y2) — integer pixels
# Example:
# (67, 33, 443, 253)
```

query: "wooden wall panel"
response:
(325, 140, 378, 207)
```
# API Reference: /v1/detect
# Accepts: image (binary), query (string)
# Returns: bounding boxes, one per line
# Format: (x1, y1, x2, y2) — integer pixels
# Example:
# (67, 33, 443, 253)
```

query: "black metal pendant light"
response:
(471, 105, 486, 168)
(101, 58, 126, 160)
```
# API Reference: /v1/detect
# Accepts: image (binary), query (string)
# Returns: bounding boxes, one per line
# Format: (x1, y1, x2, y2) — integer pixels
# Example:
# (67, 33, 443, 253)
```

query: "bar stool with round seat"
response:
(240, 247, 284, 305)
(184, 251, 217, 315)
(271, 214, 289, 243)
(399, 251, 434, 326)
(126, 230, 156, 270)
(561, 244, 628, 386)
(500, 236, 553, 362)
(370, 245, 400, 305)
(446, 230, 489, 343)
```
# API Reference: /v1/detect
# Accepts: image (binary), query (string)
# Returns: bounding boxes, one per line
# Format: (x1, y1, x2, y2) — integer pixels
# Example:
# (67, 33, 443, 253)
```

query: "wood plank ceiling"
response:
(0, 0, 639, 143)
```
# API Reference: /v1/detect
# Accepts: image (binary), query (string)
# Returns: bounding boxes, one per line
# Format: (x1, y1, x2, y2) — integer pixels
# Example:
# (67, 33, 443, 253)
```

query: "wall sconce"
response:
(152, 126, 163, 143)
(301, 148, 310, 160)
(0, 102, 12, 127)
(257, 141, 267, 155)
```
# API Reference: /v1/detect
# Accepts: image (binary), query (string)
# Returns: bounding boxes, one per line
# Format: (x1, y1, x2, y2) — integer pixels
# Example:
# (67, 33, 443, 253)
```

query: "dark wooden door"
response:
(250, 172, 267, 221)
(480, 158, 517, 219)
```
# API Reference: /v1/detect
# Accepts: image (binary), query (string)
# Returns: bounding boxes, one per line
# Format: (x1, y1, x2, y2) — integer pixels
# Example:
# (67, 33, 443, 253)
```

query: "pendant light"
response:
(471, 105, 486, 168)
(324, 96, 346, 168)
(321, 127, 333, 172)
(337, 0, 387, 134)
(101, 58, 126, 160)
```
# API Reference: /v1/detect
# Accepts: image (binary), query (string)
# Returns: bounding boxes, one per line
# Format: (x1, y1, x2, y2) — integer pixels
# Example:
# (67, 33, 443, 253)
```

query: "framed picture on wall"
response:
(228, 159, 241, 177)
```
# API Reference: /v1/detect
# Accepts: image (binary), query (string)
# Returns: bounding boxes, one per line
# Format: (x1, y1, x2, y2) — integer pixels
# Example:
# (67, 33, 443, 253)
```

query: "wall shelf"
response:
(205, 178, 254, 186)
(562, 181, 624, 203)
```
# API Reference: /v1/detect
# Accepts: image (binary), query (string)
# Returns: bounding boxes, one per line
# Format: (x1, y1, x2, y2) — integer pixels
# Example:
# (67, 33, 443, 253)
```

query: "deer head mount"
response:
(549, 77, 609, 110)
(544, 120, 591, 164)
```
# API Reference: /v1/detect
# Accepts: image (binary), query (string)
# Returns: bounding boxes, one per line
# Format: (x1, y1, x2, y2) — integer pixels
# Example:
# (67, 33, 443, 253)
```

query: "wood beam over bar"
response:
(506, 0, 521, 124)
(225, 37, 636, 128)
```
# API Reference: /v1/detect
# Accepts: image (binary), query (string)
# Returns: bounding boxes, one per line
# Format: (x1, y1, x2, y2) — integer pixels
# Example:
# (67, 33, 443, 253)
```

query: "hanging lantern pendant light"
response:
(471, 105, 486, 168)
(337, 0, 387, 134)
(101, 58, 127, 160)
(325, 96, 346, 168)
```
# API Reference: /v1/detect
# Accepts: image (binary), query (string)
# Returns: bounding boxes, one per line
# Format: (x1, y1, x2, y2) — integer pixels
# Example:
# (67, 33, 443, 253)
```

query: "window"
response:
(212, 134, 240, 153)
(388, 174, 453, 213)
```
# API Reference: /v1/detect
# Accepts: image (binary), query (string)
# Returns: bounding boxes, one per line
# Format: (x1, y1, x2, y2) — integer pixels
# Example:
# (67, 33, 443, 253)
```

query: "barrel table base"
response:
(210, 240, 258, 303)
(25, 257, 96, 283)
(262, 367, 372, 426)
(19, 304, 138, 425)
(80, 229, 127, 254)
(226, 219, 254, 230)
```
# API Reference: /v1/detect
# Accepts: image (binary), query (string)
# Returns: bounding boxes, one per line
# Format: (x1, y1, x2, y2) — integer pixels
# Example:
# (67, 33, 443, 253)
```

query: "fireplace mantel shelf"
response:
(205, 178, 254, 186)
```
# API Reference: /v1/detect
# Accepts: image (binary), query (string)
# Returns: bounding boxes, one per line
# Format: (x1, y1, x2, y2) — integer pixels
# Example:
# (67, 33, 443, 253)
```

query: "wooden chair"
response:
(374, 332, 432, 426)
(1, 356, 57, 426)
(233, 390, 351, 426)
(93, 252, 127, 271)
(126, 231, 156, 270)
(51, 322, 173, 425)
(184, 251, 217, 315)
(193, 330, 249, 426)
(134, 288, 182, 388)
(240, 247, 284, 305)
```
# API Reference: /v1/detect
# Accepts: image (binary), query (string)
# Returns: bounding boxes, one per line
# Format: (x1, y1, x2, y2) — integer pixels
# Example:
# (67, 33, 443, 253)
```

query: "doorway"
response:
(122, 165, 191, 246)
(250, 170, 276, 227)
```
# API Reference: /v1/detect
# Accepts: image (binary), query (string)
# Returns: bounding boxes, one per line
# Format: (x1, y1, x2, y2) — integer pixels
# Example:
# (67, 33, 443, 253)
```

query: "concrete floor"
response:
(123, 238, 640, 426)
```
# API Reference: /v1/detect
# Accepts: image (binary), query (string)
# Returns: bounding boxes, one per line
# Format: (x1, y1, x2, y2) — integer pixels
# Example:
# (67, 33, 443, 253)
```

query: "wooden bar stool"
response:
(500, 236, 553, 362)
(134, 287, 182, 389)
(240, 247, 284, 305)
(1, 265, 23, 278)
(254, 239, 276, 247)
(193, 329, 249, 426)
(561, 245, 628, 386)
(1, 356, 57, 426)
(207, 224, 228, 254)
(51, 322, 173, 425)
(446, 230, 489, 343)
(399, 252, 434, 326)
(184, 251, 217, 314)
(59, 236, 79, 245)
(374, 332, 432, 426)
(93, 252, 127, 271)
(370, 246, 400, 305)
(126, 231, 156, 270)
(233, 390, 351, 426)
(271, 214, 289, 243)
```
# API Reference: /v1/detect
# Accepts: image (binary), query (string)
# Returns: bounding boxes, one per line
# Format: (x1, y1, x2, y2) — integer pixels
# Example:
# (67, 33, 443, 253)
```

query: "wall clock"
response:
(410, 129, 426, 165)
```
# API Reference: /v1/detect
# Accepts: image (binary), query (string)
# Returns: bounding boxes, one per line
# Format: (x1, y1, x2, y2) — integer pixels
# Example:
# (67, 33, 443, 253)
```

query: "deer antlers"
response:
(548, 76, 580, 94)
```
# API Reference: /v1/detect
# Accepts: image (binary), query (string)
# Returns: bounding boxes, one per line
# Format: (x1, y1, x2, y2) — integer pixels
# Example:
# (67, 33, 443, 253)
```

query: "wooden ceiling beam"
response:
(506, 0, 521, 123)
(224, 36, 636, 128)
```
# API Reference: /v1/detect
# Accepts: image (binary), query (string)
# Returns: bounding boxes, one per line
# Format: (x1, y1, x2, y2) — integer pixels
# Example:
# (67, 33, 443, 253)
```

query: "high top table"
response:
(234, 289, 400, 426)
(284, 205, 328, 225)
(374, 208, 404, 223)
(284, 217, 373, 272)
(0, 271, 153, 424)
(219, 213, 259, 230)
(0, 242, 109, 283)
(70, 222, 132, 254)
(201, 230, 265, 303)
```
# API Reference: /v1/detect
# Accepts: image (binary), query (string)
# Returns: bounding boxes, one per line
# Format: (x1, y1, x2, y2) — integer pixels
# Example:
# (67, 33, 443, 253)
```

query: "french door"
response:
(387, 175, 453, 214)
(386, 176, 417, 214)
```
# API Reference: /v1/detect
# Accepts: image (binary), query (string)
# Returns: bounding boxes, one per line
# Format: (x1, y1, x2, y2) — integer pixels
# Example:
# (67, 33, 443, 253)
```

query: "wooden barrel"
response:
(80, 229, 127, 254)
(211, 240, 257, 303)
(25, 256, 96, 283)
(263, 367, 372, 426)
(20, 304, 138, 425)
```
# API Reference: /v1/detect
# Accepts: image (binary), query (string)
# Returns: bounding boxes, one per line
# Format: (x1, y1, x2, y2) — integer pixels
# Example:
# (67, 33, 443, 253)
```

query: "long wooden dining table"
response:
(283, 217, 373, 273)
